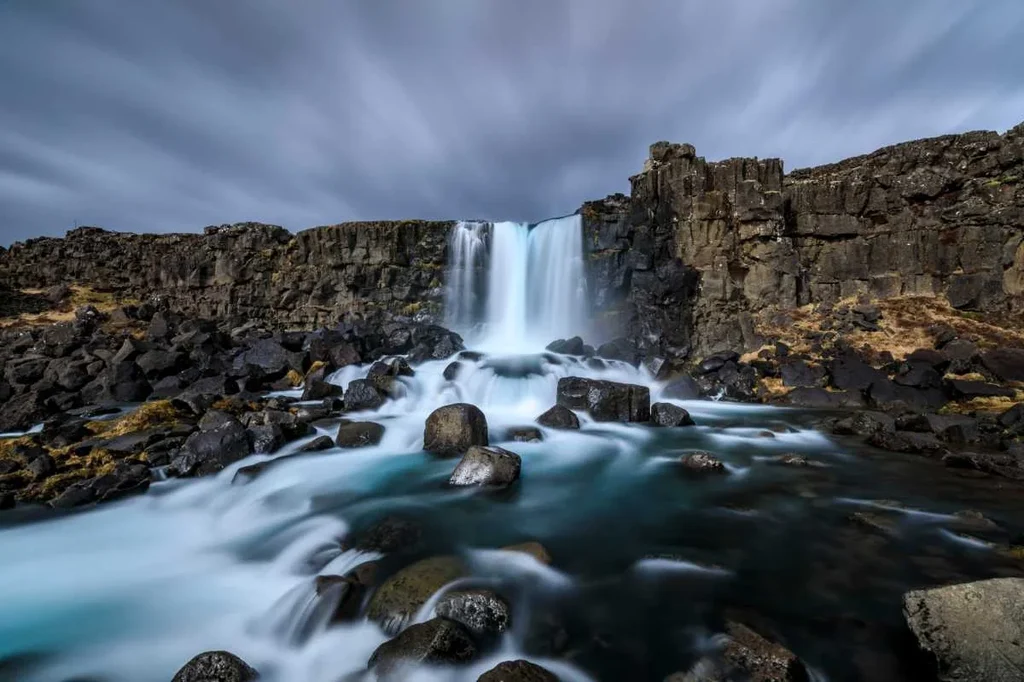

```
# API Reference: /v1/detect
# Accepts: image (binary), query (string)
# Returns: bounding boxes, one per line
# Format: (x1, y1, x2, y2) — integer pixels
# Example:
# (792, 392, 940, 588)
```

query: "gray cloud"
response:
(1, 0, 1022, 244)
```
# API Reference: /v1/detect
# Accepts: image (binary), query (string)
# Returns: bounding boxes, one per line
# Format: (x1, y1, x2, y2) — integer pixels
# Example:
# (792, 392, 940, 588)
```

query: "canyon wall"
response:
(1, 122, 1022, 360)
(583, 122, 1024, 358)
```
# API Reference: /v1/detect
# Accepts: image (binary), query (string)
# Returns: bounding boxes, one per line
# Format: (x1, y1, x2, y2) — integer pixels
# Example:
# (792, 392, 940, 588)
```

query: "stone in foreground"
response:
(650, 402, 695, 427)
(478, 660, 559, 681)
(903, 577, 1024, 681)
(435, 588, 512, 636)
(449, 445, 521, 488)
(723, 622, 808, 682)
(368, 617, 477, 679)
(335, 420, 385, 448)
(424, 403, 488, 456)
(171, 650, 258, 682)
(556, 377, 650, 422)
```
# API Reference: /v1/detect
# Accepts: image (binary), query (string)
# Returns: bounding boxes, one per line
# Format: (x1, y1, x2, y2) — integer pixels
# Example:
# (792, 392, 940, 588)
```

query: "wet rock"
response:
(546, 336, 585, 355)
(770, 454, 813, 467)
(868, 430, 946, 456)
(299, 435, 335, 452)
(506, 426, 543, 443)
(423, 403, 488, 457)
(368, 617, 477, 678)
(831, 411, 895, 436)
(898, 413, 980, 444)
(650, 403, 695, 427)
(367, 358, 414, 396)
(477, 660, 559, 682)
(449, 445, 521, 488)
(697, 351, 739, 375)
(502, 541, 552, 565)
(435, 588, 512, 637)
(679, 452, 726, 474)
(335, 421, 385, 448)
(301, 377, 341, 402)
(315, 565, 376, 623)
(170, 417, 252, 477)
(903, 578, 1024, 682)
(343, 379, 385, 412)
(0, 391, 46, 433)
(171, 650, 258, 682)
(367, 556, 467, 633)
(781, 387, 864, 409)
(942, 451, 1024, 480)
(443, 361, 462, 381)
(723, 622, 809, 682)
(780, 359, 826, 388)
(347, 516, 422, 554)
(50, 482, 96, 509)
(536, 404, 580, 430)
(595, 336, 639, 364)
(556, 377, 650, 422)
(663, 374, 704, 401)
(696, 361, 759, 402)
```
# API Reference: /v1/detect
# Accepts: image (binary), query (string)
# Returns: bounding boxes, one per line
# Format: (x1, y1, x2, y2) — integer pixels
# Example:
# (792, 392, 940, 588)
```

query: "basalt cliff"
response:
(2, 122, 1022, 361)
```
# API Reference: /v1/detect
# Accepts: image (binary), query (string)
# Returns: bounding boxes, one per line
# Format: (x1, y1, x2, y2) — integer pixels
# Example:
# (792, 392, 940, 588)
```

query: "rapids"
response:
(0, 216, 1021, 682)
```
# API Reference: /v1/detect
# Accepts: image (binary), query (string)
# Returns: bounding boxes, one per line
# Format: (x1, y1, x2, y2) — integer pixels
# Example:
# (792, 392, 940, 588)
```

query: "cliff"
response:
(1, 122, 1022, 360)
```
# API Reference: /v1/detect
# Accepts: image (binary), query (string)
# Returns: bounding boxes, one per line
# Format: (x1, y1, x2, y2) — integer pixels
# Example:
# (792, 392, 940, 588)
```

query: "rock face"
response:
(171, 650, 258, 682)
(424, 403, 489, 457)
(556, 377, 650, 422)
(903, 578, 1024, 682)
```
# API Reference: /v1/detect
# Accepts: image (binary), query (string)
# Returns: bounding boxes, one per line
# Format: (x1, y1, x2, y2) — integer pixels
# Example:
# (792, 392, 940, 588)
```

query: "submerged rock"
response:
(536, 404, 580, 430)
(678, 452, 726, 474)
(477, 660, 559, 682)
(506, 426, 543, 443)
(449, 446, 521, 488)
(903, 578, 1024, 682)
(424, 403, 488, 457)
(366, 556, 466, 633)
(346, 516, 422, 554)
(722, 622, 808, 682)
(650, 403, 695, 427)
(546, 336, 585, 355)
(435, 588, 512, 637)
(556, 377, 650, 422)
(171, 650, 258, 682)
(368, 617, 477, 679)
(335, 421, 385, 448)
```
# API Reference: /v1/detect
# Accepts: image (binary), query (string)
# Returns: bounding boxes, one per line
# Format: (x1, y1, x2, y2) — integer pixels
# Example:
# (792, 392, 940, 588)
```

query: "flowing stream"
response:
(1, 216, 1022, 682)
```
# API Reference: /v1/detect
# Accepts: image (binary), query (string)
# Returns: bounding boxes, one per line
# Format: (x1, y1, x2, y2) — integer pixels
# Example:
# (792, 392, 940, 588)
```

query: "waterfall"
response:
(445, 214, 587, 352)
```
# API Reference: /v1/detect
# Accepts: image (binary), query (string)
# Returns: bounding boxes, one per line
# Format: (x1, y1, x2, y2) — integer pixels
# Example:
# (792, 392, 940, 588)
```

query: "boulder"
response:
(477, 660, 559, 682)
(556, 377, 650, 422)
(722, 622, 808, 682)
(697, 351, 739, 375)
(828, 352, 886, 391)
(831, 411, 895, 436)
(368, 618, 477, 678)
(171, 650, 258, 682)
(299, 435, 335, 452)
(424, 403, 488, 456)
(367, 556, 467, 633)
(435, 588, 512, 637)
(903, 578, 1024, 682)
(448, 445, 521, 488)
(595, 336, 639, 364)
(315, 565, 377, 623)
(536, 405, 580, 430)
(868, 430, 946, 456)
(136, 349, 185, 378)
(780, 387, 864, 409)
(343, 379, 385, 412)
(980, 348, 1024, 382)
(347, 516, 422, 554)
(662, 375, 701, 400)
(948, 380, 1016, 400)
(546, 336, 585, 355)
(679, 452, 726, 474)
(650, 403, 695, 427)
(443, 361, 463, 381)
(367, 358, 414, 396)
(696, 361, 759, 402)
(780, 359, 826, 388)
(335, 421, 385, 448)
(170, 417, 252, 477)
(301, 377, 341, 402)
(893, 362, 944, 389)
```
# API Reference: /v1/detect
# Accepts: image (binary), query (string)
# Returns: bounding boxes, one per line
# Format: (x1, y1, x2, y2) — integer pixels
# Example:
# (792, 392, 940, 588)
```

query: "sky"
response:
(1, 0, 1023, 245)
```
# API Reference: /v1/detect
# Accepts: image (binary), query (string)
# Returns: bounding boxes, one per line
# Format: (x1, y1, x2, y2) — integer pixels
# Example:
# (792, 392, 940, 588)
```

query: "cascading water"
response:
(447, 215, 587, 351)
(0, 211, 1011, 682)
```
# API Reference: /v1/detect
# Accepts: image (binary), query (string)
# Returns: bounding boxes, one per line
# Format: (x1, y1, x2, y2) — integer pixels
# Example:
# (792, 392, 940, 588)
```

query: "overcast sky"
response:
(1, 0, 1022, 245)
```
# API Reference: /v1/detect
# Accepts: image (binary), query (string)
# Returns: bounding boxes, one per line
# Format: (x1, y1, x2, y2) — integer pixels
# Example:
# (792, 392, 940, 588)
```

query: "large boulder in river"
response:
(650, 403, 695, 427)
(436, 588, 512, 637)
(424, 403, 488, 456)
(903, 577, 1024, 681)
(171, 650, 258, 682)
(536, 404, 580, 430)
(449, 445, 521, 488)
(556, 377, 650, 422)
(368, 617, 477, 679)
(170, 415, 252, 477)
(335, 421, 385, 448)
(367, 555, 467, 633)
(343, 379, 385, 412)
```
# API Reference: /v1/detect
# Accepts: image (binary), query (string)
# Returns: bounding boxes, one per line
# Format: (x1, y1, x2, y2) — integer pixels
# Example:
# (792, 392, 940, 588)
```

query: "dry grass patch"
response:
(0, 285, 139, 328)
(85, 400, 186, 438)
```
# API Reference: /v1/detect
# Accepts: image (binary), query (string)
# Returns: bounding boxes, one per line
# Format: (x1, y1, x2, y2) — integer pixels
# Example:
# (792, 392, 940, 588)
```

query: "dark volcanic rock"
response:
(781, 387, 864, 409)
(171, 650, 258, 682)
(546, 336, 585, 355)
(828, 352, 886, 392)
(368, 618, 477, 678)
(343, 379, 385, 412)
(780, 359, 826, 388)
(335, 421, 385, 448)
(435, 589, 512, 637)
(723, 622, 808, 682)
(650, 402, 695, 427)
(536, 404, 580, 430)
(980, 348, 1024, 383)
(506, 426, 543, 442)
(556, 377, 650, 422)
(679, 452, 726, 474)
(423, 403, 488, 456)
(170, 416, 252, 477)
(247, 424, 285, 454)
(947, 379, 1016, 400)
(448, 445, 521, 488)
(662, 375, 701, 399)
(348, 516, 422, 554)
